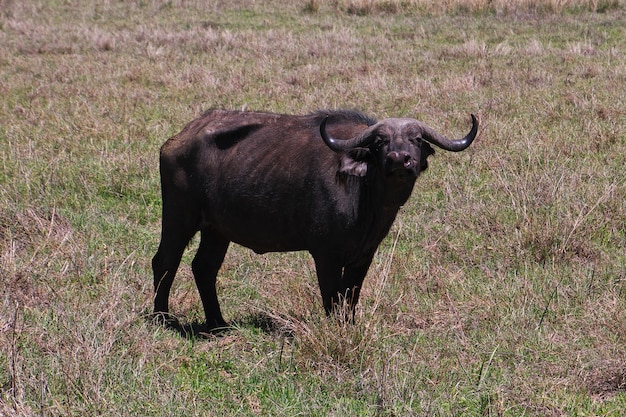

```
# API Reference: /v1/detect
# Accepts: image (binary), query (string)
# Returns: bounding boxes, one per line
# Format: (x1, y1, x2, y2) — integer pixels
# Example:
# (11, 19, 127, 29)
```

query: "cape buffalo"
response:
(152, 109, 478, 328)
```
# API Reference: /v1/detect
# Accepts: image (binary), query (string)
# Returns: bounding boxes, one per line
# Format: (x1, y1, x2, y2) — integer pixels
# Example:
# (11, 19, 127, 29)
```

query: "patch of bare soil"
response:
(582, 359, 626, 399)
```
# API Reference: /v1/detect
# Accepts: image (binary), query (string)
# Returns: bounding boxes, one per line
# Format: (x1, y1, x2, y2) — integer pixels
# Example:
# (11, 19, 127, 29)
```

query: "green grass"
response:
(1, 0, 625, 415)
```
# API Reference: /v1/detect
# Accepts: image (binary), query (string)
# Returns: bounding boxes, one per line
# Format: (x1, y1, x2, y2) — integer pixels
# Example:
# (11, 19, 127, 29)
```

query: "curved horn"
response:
(320, 115, 379, 153)
(421, 114, 478, 152)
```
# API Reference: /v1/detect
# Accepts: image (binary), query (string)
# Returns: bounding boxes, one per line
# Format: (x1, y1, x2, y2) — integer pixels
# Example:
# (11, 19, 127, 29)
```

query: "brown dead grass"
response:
(310, 0, 624, 14)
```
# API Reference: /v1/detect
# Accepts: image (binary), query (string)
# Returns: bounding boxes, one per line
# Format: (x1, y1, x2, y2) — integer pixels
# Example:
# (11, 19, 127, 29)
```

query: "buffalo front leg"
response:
(191, 229, 230, 330)
(340, 256, 374, 320)
(312, 252, 344, 316)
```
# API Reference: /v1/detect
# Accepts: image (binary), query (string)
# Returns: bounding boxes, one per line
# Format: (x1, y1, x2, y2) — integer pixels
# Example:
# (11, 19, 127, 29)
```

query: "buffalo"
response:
(152, 109, 478, 328)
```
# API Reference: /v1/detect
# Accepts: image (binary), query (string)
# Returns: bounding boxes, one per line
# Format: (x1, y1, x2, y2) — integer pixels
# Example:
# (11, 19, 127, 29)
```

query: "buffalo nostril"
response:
(399, 152, 413, 168)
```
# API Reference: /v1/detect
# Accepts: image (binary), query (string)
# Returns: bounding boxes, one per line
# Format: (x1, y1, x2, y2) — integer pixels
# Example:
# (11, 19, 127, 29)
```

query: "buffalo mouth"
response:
(386, 164, 418, 179)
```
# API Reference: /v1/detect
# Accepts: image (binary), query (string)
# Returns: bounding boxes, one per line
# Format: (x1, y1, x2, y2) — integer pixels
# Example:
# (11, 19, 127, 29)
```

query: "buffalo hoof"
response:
(203, 318, 230, 334)
(151, 311, 180, 328)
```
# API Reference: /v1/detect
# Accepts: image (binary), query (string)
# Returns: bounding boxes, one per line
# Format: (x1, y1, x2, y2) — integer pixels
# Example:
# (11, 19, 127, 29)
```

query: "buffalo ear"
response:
(339, 154, 368, 177)
(422, 142, 435, 157)
(420, 142, 435, 171)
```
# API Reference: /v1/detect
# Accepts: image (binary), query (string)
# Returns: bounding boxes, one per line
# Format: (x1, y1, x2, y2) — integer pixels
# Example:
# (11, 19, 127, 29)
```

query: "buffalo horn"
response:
(320, 115, 379, 152)
(421, 114, 479, 152)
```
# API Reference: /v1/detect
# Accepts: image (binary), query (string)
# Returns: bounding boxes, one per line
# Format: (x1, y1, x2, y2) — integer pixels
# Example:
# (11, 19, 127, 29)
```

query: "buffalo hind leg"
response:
(192, 229, 230, 330)
(152, 222, 198, 324)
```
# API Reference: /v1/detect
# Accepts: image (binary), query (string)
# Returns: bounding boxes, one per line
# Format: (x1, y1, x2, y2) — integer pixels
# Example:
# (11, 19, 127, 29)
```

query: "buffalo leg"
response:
(152, 191, 200, 322)
(341, 256, 374, 319)
(152, 223, 197, 322)
(312, 253, 343, 315)
(191, 229, 230, 329)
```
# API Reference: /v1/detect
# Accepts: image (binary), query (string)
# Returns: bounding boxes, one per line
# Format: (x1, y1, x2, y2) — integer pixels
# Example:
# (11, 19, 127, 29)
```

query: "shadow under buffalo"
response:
(149, 311, 293, 339)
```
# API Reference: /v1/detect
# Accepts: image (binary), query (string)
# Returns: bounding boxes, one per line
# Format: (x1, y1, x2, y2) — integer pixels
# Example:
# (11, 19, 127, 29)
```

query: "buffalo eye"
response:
(371, 135, 389, 151)
(377, 134, 390, 144)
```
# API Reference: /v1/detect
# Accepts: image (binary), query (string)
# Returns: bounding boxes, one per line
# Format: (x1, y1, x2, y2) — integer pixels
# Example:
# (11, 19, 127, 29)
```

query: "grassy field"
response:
(1, 0, 625, 415)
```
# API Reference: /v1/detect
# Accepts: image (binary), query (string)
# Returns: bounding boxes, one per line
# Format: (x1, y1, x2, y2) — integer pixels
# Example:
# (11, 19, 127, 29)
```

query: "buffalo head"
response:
(320, 114, 478, 205)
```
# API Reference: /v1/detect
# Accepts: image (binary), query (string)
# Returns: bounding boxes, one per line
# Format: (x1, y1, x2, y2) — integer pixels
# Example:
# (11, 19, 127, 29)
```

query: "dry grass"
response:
(308, 0, 624, 14)
(1, 0, 625, 415)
